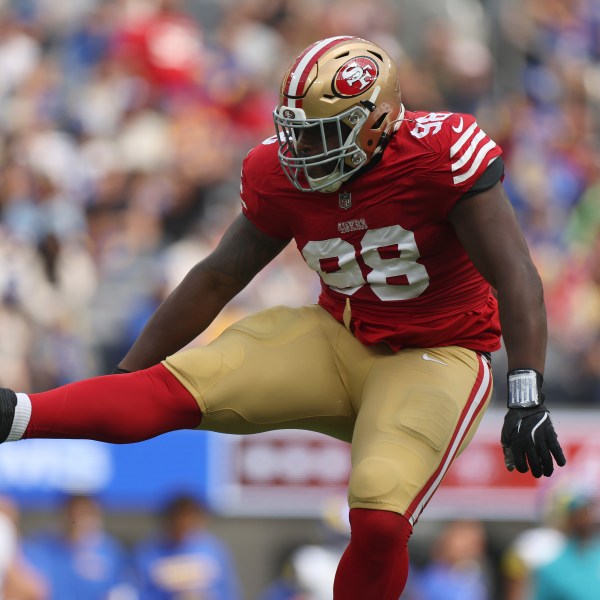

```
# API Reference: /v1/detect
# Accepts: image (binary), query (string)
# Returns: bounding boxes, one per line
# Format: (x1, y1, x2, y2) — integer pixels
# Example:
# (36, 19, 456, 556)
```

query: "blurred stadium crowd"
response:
(0, 0, 600, 406)
(0, 492, 244, 599)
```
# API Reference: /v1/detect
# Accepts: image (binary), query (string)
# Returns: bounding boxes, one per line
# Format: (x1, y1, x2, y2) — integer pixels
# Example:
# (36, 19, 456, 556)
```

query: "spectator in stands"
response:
(501, 512, 566, 600)
(529, 485, 600, 600)
(0, 495, 48, 600)
(133, 493, 241, 599)
(22, 494, 133, 600)
(411, 520, 492, 600)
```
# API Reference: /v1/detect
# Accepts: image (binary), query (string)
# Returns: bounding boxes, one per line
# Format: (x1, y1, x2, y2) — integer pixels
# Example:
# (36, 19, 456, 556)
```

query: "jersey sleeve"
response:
(424, 112, 503, 216)
(240, 143, 293, 239)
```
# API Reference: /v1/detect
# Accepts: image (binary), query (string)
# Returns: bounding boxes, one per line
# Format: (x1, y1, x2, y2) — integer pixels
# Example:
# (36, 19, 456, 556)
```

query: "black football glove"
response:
(500, 369, 566, 478)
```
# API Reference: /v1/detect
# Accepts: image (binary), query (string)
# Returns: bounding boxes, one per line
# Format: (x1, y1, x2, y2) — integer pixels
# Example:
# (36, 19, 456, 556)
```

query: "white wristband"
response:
(507, 369, 542, 409)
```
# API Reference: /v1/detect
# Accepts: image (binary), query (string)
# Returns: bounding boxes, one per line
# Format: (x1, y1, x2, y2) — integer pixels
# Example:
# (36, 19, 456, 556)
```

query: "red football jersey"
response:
(240, 110, 503, 352)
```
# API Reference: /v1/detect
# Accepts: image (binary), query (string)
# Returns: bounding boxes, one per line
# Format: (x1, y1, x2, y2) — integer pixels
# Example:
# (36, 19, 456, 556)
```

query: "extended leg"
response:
(0, 364, 202, 444)
(2, 306, 356, 444)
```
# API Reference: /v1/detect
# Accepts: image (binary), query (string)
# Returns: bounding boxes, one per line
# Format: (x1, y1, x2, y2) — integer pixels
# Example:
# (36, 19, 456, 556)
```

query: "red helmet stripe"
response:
(283, 36, 355, 108)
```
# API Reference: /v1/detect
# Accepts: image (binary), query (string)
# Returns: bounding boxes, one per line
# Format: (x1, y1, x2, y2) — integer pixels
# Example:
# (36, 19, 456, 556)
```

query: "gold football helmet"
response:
(274, 36, 403, 193)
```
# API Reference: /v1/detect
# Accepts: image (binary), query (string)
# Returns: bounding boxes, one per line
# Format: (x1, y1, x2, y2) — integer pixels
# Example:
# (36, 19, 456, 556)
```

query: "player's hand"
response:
(501, 405, 566, 478)
(501, 369, 566, 478)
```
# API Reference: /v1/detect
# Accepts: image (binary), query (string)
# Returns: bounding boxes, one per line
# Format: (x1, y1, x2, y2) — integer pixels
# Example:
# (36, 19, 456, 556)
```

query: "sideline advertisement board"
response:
(0, 431, 209, 510)
(205, 409, 600, 521)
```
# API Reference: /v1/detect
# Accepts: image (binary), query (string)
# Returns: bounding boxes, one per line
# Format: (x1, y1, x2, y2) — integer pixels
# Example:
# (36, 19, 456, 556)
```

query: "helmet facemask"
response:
(274, 105, 369, 193)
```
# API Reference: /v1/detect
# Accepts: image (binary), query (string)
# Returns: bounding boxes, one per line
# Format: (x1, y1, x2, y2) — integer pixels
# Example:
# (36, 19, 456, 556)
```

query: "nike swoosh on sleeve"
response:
(451, 117, 464, 133)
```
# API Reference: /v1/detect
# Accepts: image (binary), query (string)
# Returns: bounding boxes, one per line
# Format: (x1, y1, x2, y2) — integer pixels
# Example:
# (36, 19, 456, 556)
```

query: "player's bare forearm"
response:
(119, 214, 290, 371)
(450, 182, 547, 372)
(495, 263, 547, 372)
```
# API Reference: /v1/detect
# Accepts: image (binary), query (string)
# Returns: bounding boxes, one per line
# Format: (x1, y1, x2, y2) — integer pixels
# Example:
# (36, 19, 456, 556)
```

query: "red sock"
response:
(333, 508, 412, 600)
(23, 364, 202, 443)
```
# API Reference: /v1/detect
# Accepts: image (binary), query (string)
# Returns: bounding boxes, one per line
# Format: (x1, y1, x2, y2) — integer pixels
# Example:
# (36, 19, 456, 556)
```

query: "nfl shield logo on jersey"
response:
(339, 191, 352, 210)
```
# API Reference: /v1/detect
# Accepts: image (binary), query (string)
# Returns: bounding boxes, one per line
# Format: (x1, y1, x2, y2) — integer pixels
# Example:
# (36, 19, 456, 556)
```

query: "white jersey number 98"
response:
(302, 225, 429, 301)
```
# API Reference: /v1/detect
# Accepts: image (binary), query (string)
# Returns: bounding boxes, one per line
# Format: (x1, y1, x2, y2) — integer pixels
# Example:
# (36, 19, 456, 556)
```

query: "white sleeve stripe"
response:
(453, 140, 497, 184)
(451, 130, 486, 172)
(450, 122, 478, 157)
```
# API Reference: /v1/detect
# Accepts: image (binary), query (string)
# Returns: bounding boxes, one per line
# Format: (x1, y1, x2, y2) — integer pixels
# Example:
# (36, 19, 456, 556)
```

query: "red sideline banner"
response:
(206, 409, 599, 520)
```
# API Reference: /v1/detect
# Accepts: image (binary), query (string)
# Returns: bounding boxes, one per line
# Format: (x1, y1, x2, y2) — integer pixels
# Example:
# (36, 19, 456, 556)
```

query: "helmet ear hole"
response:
(370, 113, 388, 131)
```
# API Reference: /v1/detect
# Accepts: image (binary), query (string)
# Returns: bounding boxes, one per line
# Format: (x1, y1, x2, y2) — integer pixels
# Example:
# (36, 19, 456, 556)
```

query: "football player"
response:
(0, 36, 565, 599)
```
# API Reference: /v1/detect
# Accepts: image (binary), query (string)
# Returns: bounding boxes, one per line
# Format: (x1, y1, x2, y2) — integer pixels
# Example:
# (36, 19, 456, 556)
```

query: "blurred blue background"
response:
(0, 433, 209, 510)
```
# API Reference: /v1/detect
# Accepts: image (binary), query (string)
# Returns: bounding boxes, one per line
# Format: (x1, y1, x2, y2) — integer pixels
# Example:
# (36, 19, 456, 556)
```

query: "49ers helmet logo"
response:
(333, 56, 378, 97)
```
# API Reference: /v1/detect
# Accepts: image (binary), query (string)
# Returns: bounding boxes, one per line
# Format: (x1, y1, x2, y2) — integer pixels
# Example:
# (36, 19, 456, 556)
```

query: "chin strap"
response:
(389, 103, 406, 134)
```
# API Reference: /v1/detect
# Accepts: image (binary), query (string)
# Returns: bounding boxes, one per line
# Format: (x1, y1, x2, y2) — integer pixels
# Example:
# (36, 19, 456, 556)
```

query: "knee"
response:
(350, 456, 402, 503)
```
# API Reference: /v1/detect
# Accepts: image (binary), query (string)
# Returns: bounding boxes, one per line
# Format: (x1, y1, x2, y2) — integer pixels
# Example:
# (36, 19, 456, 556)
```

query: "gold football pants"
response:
(164, 304, 492, 524)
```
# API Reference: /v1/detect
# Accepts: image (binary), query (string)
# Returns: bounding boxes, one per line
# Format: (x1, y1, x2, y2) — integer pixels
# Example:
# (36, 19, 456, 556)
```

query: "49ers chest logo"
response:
(333, 56, 378, 97)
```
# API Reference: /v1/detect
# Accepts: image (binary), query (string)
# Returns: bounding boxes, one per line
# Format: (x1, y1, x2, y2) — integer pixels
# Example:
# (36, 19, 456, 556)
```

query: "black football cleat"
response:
(0, 388, 17, 443)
